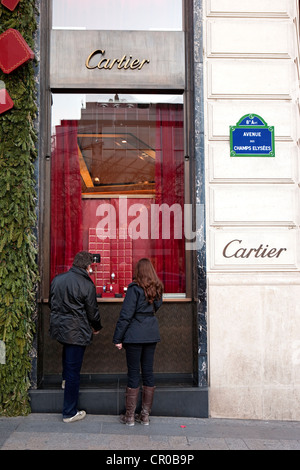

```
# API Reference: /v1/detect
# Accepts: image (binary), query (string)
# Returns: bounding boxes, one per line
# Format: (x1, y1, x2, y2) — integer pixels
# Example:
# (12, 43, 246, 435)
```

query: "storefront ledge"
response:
(41, 298, 193, 303)
(29, 387, 209, 418)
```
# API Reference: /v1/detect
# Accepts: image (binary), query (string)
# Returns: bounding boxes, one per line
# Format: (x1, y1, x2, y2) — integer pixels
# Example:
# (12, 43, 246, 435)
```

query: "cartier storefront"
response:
(33, 0, 208, 417)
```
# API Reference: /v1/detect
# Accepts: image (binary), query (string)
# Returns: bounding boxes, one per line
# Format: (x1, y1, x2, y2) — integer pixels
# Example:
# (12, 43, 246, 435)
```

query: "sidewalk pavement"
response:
(1, 413, 300, 451)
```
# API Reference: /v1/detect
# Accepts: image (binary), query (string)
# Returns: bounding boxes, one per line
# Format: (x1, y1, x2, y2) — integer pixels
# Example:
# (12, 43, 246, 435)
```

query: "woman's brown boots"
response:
(119, 387, 140, 426)
(135, 385, 155, 425)
(120, 385, 156, 426)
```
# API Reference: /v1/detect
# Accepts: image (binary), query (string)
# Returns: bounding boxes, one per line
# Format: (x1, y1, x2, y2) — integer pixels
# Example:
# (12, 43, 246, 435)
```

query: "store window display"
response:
(50, 94, 186, 296)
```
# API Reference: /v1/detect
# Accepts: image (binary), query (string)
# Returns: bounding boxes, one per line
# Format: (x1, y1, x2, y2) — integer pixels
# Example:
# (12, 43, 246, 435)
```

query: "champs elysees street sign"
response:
(230, 114, 275, 157)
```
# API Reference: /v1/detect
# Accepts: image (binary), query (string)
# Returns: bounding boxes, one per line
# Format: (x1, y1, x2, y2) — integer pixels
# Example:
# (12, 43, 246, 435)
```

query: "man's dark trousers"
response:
(62, 344, 86, 418)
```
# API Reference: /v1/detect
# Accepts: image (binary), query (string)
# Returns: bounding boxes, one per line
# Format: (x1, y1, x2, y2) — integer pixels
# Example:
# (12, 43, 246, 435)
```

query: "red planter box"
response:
(0, 28, 34, 74)
(0, 88, 14, 114)
(1, 0, 20, 11)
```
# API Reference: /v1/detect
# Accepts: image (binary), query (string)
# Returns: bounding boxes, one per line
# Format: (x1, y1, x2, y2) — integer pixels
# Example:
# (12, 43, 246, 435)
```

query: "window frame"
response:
(39, 0, 194, 303)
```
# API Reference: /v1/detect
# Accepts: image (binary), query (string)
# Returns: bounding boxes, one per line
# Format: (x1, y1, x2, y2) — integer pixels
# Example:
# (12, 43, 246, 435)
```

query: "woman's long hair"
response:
(133, 258, 164, 303)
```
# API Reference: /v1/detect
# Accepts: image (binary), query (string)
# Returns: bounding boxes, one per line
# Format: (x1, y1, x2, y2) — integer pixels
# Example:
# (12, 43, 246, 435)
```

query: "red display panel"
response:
(1, 0, 20, 11)
(0, 29, 34, 74)
(0, 88, 13, 114)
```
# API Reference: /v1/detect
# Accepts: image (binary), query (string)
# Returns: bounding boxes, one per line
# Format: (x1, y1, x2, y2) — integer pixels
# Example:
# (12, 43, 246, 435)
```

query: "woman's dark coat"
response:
(49, 266, 102, 346)
(113, 282, 163, 344)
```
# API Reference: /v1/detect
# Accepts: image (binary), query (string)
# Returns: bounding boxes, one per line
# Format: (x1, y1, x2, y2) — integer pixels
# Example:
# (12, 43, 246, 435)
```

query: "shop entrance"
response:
(33, 0, 208, 416)
(40, 93, 196, 388)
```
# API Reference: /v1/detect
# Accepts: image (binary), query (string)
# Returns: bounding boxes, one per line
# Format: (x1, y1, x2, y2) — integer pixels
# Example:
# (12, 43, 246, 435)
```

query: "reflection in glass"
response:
(50, 94, 185, 296)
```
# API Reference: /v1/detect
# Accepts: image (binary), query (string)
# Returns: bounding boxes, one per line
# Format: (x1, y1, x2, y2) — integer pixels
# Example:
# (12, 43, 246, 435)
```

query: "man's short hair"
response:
(73, 251, 93, 270)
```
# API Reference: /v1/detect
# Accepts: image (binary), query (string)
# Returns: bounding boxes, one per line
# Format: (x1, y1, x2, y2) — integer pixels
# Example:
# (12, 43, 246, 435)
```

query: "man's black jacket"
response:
(49, 266, 102, 346)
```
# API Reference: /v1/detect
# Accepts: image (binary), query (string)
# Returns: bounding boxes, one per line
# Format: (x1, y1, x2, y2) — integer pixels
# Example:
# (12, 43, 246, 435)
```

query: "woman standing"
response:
(113, 258, 163, 426)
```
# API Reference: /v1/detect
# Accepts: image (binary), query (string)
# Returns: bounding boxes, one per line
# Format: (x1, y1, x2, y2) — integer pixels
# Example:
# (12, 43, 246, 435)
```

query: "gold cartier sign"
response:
(85, 49, 150, 70)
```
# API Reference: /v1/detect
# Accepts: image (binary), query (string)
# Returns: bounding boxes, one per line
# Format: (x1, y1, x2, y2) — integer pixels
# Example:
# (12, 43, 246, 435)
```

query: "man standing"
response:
(49, 251, 102, 423)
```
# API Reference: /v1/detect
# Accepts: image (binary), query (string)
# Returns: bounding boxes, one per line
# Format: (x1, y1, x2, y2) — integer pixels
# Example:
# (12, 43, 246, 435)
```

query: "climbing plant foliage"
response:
(0, 0, 38, 416)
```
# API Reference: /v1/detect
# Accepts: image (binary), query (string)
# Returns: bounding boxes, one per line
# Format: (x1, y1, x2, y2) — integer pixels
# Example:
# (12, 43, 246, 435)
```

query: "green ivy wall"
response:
(0, 0, 39, 416)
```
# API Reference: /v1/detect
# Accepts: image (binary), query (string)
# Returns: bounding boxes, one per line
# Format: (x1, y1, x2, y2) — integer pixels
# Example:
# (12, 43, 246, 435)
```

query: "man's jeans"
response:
(62, 344, 86, 418)
(124, 343, 157, 388)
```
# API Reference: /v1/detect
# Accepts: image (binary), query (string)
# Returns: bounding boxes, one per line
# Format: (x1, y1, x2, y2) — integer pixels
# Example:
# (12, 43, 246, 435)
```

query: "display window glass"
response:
(52, 0, 183, 31)
(50, 94, 186, 297)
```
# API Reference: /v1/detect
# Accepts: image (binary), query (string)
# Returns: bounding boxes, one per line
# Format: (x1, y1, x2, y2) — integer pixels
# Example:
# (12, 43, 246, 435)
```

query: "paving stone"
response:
(1, 414, 300, 451)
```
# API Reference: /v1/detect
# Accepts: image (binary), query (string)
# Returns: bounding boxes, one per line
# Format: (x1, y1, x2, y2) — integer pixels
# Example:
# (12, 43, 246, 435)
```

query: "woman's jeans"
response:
(124, 343, 157, 389)
(62, 344, 86, 418)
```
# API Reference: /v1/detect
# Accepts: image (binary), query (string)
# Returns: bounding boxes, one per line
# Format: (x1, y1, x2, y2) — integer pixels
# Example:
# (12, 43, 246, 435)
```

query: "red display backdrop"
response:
(88, 227, 133, 297)
(0, 28, 34, 74)
(0, 88, 14, 114)
(0, 1, 25, 114)
(1, 0, 20, 11)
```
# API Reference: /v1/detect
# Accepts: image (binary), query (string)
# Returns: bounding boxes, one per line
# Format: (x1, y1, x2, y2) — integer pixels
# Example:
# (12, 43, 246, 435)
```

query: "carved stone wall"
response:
(201, 0, 300, 420)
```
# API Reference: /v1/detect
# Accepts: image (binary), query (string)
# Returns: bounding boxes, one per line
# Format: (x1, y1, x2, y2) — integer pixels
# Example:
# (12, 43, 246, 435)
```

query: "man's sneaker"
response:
(63, 410, 86, 423)
(61, 380, 65, 389)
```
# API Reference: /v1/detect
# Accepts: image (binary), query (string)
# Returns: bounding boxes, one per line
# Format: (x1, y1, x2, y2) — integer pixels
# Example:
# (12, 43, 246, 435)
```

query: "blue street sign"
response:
(230, 114, 275, 157)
